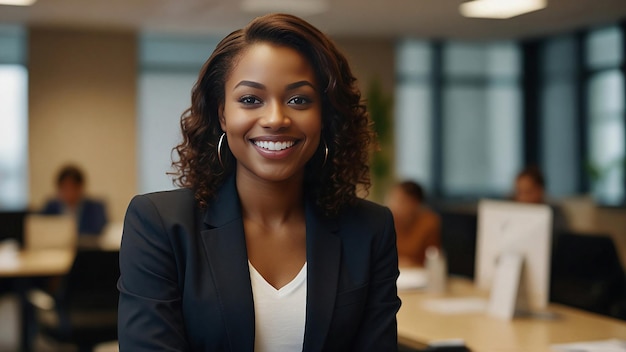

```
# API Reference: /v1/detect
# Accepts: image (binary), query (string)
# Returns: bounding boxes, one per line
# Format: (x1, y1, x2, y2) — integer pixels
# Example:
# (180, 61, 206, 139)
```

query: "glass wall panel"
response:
(394, 40, 433, 189)
(0, 26, 27, 210)
(540, 36, 580, 197)
(138, 34, 218, 193)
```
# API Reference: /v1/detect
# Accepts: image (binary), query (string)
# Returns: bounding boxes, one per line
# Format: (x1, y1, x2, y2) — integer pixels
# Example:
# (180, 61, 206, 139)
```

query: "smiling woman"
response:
(118, 13, 400, 352)
(221, 43, 322, 184)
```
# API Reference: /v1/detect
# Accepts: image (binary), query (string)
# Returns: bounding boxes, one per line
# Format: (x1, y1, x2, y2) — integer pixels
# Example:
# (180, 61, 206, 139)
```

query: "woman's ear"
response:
(219, 104, 227, 132)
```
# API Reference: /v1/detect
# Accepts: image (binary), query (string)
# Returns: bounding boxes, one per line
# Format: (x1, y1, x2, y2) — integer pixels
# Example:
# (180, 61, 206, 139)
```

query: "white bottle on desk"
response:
(425, 246, 447, 294)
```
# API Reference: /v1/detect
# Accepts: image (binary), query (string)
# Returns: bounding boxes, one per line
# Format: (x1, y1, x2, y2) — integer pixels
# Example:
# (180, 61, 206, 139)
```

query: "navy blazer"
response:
(117, 176, 401, 351)
(41, 198, 108, 235)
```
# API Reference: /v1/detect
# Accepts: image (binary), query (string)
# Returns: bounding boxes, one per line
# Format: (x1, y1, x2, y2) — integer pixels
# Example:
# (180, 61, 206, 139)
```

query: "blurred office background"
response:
(1, 0, 626, 349)
(3, 0, 626, 254)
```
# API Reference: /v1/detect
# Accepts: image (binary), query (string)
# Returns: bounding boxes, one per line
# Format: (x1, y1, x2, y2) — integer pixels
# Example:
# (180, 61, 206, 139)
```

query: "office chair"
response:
(550, 232, 626, 320)
(440, 211, 477, 279)
(32, 249, 119, 352)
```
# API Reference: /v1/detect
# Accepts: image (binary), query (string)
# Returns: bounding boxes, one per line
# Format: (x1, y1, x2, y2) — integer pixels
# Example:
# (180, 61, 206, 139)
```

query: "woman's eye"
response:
(239, 96, 261, 105)
(287, 96, 310, 105)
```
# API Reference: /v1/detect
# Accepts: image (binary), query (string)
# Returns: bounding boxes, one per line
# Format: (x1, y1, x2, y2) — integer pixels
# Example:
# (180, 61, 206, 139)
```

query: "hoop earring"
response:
(322, 141, 329, 168)
(217, 133, 226, 168)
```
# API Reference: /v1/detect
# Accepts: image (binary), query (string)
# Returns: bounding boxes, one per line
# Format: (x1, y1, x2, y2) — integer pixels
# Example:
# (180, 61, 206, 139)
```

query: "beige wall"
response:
(333, 37, 395, 100)
(28, 28, 137, 223)
(333, 37, 397, 200)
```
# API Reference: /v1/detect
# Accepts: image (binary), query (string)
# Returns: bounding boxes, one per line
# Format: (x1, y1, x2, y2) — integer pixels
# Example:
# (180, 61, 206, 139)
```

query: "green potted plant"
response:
(367, 78, 393, 201)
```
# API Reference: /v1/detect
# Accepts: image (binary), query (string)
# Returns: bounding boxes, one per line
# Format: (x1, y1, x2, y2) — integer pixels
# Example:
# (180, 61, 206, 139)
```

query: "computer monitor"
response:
(475, 200, 552, 312)
(0, 210, 28, 246)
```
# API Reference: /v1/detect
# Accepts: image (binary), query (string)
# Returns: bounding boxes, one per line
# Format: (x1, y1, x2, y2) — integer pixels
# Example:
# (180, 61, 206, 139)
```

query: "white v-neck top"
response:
(249, 262, 307, 352)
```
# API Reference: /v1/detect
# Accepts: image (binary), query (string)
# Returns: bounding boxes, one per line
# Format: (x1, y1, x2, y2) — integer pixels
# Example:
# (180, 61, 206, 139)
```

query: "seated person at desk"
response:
(41, 165, 108, 235)
(513, 165, 569, 233)
(386, 181, 441, 267)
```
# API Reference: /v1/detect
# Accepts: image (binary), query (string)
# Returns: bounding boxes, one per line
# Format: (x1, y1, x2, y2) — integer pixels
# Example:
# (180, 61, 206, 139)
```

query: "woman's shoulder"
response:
(337, 198, 393, 227)
(350, 197, 390, 214)
(333, 199, 396, 254)
(139, 188, 195, 202)
(129, 188, 197, 215)
(125, 189, 201, 242)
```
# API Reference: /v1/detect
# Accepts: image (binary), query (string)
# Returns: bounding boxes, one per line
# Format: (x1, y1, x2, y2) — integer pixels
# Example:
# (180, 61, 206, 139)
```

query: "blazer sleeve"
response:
(117, 195, 190, 352)
(353, 208, 401, 351)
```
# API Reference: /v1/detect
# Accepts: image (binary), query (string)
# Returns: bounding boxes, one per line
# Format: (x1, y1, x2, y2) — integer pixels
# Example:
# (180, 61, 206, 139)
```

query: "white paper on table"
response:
(551, 339, 626, 352)
(421, 297, 488, 314)
(397, 267, 428, 291)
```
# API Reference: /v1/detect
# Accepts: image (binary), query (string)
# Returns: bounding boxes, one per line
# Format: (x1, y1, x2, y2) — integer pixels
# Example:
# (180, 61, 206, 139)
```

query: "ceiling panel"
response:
(0, 0, 625, 39)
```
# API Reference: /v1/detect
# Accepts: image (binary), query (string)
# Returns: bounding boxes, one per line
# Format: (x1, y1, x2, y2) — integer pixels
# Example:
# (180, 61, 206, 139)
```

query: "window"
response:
(394, 40, 433, 190)
(395, 24, 625, 205)
(0, 25, 28, 210)
(540, 36, 580, 197)
(585, 26, 625, 205)
(138, 34, 218, 194)
(441, 42, 522, 197)
(394, 40, 522, 199)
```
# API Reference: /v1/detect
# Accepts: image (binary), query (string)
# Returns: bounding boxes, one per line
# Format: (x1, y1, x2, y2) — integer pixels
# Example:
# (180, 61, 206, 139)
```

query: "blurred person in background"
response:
(513, 165, 569, 233)
(42, 164, 108, 235)
(386, 180, 441, 267)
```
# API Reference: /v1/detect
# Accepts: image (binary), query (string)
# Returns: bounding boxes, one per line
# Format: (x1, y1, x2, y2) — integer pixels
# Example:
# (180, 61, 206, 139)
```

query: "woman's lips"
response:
(250, 138, 300, 159)
(253, 140, 295, 151)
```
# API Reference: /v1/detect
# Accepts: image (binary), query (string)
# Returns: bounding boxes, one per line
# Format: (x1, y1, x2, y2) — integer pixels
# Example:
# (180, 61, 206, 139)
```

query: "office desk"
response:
(0, 249, 75, 277)
(397, 278, 626, 352)
(0, 248, 76, 352)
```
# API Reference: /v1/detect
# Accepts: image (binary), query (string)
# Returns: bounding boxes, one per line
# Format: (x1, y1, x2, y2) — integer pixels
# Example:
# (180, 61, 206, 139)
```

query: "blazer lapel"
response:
(199, 176, 255, 352)
(303, 202, 341, 352)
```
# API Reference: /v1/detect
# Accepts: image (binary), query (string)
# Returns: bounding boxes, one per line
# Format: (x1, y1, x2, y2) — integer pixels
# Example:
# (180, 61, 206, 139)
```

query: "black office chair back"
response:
(0, 210, 27, 246)
(440, 211, 477, 279)
(550, 232, 626, 318)
(59, 250, 120, 310)
(44, 249, 120, 351)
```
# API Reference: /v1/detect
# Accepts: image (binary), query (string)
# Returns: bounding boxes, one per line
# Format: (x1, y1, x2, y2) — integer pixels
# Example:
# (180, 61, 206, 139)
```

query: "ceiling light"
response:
(0, 0, 36, 5)
(240, 0, 329, 16)
(460, 0, 547, 19)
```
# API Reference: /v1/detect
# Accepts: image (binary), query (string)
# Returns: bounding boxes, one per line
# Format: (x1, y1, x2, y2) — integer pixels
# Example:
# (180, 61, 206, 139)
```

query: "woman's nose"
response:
(260, 101, 291, 130)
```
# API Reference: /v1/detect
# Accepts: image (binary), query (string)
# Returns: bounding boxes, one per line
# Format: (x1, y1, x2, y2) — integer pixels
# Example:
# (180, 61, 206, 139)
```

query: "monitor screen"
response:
(475, 200, 552, 311)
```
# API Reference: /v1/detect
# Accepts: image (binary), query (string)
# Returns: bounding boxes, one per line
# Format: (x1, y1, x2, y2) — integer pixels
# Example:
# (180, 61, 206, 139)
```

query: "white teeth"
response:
(254, 140, 295, 151)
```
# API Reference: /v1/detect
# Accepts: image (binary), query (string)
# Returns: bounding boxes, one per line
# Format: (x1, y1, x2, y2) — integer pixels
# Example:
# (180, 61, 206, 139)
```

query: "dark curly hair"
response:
(172, 13, 374, 216)
(56, 164, 85, 187)
(397, 181, 425, 203)
(516, 165, 545, 189)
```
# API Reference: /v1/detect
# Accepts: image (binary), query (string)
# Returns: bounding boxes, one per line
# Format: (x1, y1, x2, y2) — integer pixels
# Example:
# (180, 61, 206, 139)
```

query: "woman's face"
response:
(58, 178, 83, 207)
(220, 42, 322, 184)
(514, 175, 544, 203)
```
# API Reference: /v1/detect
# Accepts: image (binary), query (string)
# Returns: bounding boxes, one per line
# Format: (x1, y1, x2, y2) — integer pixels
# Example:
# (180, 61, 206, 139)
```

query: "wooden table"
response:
(0, 249, 76, 277)
(397, 278, 626, 352)
(0, 248, 76, 352)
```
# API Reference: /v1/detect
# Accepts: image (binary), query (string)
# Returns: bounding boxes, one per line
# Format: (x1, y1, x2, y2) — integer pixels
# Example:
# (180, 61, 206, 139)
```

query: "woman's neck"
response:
(236, 169, 305, 228)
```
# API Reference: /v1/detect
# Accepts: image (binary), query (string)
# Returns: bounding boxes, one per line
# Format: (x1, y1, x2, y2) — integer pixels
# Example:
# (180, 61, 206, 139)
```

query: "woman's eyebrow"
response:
(286, 80, 316, 91)
(234, 80, 316, 91)
(234, 80, 265, 90)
